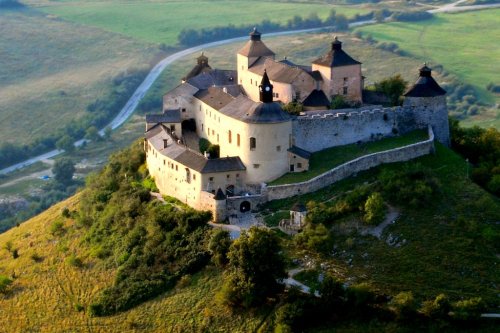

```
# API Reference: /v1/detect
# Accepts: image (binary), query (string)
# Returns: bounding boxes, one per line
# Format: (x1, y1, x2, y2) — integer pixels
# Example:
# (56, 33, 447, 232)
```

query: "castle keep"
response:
(144, 30, 449, 221)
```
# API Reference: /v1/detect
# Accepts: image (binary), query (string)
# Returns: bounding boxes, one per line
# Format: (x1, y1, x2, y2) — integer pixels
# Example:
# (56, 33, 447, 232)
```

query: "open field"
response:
(269, 130, 428, 185)
(355, 9, 500, 106)
(0, 8, 157, 145)
(37, 0, 371, 46)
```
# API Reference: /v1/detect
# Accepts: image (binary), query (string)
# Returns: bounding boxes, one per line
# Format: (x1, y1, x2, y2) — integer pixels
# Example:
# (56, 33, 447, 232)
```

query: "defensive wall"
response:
(263, 126, 435, 201)
(293, 106, 418, 153)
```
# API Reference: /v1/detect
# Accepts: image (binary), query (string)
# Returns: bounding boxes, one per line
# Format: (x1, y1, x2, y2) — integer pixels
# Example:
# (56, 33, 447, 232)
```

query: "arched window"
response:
(228, 130, 232, 144)
(237, 134, 240, 147)
(185, 168, 191, 184)
(249, 137, 256, 151)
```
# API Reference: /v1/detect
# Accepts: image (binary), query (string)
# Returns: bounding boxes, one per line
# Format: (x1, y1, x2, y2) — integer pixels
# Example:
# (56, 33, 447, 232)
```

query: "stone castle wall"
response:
(264, 126, 435, 201)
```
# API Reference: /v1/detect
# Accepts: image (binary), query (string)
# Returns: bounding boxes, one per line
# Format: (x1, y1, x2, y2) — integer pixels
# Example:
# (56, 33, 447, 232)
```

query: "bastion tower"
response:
(403, 64, 450, 146)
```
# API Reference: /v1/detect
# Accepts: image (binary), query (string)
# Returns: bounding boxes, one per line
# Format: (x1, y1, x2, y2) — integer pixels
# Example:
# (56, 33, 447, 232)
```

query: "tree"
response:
(0, 275, 12, 293)
(53, 158, 75, 185)
(208, 229, 231, 267)
(330, 95, 349, 110)
(363, 192, 386, 225)
(375, 74, 407, 106)
(56, 135, 75, 153)
(218, 227, 286, 308)
(318, 274, 345, 308)
(282, 101, 304, 115)
(85, 126, 101, 142)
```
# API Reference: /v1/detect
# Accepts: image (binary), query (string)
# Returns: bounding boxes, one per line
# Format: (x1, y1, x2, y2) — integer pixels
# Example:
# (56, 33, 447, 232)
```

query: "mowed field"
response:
(36, 0, 371, 45)
(0, 8, 157, 145)
(355, 9, 500, 105)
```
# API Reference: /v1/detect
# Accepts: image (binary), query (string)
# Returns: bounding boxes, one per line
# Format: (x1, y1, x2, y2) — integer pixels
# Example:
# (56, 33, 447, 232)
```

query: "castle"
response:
(144, 29, 449, 221)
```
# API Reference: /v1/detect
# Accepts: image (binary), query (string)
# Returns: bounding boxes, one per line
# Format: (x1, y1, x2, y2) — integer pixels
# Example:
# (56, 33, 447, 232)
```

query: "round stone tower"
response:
(213, 188, 227, 222)
(403, 64, 450, 146)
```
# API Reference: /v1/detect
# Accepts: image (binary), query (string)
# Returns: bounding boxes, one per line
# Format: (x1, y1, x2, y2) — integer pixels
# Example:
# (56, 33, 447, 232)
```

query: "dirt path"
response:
(360, 206, 399, 239)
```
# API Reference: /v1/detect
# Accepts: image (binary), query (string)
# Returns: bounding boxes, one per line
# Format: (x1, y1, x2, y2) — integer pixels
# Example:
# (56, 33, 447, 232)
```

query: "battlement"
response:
(297, 106, 406, 120)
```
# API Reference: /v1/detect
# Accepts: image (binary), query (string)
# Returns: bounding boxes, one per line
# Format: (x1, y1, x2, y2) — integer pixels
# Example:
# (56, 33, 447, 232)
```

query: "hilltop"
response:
(0, 136, 498, 332)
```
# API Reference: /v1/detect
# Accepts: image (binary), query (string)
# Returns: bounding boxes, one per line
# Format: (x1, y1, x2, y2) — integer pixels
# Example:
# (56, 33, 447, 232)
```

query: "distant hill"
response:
(0, 0, 23, 8)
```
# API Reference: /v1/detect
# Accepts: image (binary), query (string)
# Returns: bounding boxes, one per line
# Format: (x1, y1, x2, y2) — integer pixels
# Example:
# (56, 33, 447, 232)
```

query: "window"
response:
(186, 168, 191, 184)
(182, 108, 186, 112)
(209, 177, 214, 181)
(237, 134, 240, 147)
(250, 79, 253, 84)
(255, 81, 257, 86)
(163, 160, 166, 165)
(250, 137, 256, 151)
(226, 174, 230, 179)
(276, 146, 281, 152)
(208, 127, 210, 135)
(236, 173, 240, 178)
(343, 86, 348, 95)
(201, 124, 204, 131)
(228, 130, 232, 143)
(217, 134, 219, 142)
(193, 174, 196, 180)
(212, 129, 215, 135)
(199, 105, 201, 111)
(273, 92, 280, 98)
(253, 164, 260, 168)
(175, 165, 178, 171)
(297, 163, 302, 168)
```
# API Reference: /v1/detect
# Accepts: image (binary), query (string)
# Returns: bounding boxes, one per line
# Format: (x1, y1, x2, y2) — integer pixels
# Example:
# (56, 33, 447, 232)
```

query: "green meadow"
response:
(0, 8, 156, 145)
(38, 0, 370, 45)
(355, 9, 500, 105)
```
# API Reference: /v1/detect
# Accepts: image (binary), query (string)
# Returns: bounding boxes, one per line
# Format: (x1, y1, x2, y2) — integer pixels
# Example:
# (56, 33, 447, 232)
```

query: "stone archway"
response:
(240, 201, 251, 213)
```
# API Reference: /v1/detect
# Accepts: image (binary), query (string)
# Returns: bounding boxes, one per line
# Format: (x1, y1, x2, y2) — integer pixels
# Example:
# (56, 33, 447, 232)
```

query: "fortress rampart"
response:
(264, 126, 435, 201)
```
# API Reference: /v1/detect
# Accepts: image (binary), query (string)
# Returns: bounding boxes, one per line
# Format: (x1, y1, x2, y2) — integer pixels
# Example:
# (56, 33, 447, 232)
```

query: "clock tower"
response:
(259, 70, 273, 103)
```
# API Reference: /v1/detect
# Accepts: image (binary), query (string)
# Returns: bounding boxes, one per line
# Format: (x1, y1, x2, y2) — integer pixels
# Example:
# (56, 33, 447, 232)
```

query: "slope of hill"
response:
(0, 138, 498, 331)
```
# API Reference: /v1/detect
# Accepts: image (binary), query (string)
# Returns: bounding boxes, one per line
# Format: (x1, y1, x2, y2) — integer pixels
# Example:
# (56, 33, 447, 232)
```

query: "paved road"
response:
(1, 0, 496, 176)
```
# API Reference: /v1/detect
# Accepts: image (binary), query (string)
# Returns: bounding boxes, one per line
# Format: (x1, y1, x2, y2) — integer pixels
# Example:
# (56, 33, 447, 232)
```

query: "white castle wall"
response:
(292, 107, 414, 153)
(264, 126, 435, 201)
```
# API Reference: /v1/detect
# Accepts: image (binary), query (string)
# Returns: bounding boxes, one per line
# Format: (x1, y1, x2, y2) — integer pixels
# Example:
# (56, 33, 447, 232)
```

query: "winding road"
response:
(1, 0, 498, 176)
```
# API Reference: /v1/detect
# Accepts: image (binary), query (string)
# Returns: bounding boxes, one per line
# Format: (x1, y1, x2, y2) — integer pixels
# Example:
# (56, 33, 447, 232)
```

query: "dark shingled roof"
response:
(238, 28, 275, 58)
(288, 145, 312, 159)
(214, 188, 226, 200)
(302, 90, 330, 108)
(219, 95, 291, 124)
(279, 58, 296, 67)
(404, 65, 446, 98)
(309, 70, 323, 81)
(312, 37, 361, 68)
(249, 57, 306, 84)
(202, 157, 246, 173)
(291, 202, 307, 212)
(194, 86, 235, 110)
(187, 69, 237, 90)
(146, 109, 181, 124)
(184, 53, 212, 81)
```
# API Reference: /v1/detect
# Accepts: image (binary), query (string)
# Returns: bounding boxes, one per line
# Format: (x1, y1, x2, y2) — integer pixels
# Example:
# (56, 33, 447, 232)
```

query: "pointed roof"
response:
(291, 202, 307, 212)
(404, 64, 446, 98)
(312, 36, 361, 68)
(303, 89, 330, 108)
(238, 28, 275, 58)
(214, 188, 226, 200)
(184, 52, 212, 81)
(259, 70, 273, 103)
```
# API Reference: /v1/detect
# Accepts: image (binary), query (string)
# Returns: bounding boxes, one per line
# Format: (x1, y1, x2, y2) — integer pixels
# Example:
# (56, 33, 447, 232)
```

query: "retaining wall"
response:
(264, 126, 435, 201)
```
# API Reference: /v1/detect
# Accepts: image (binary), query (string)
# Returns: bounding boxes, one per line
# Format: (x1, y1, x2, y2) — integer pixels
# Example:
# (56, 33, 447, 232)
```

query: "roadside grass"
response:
(38, 0, 370, 46)
(0, 194, 269, 331)
(270, 144, 500, 307)
(355, 9, 500, 105)
(0, 8, 157, 145)
(269, 130, 428, 185)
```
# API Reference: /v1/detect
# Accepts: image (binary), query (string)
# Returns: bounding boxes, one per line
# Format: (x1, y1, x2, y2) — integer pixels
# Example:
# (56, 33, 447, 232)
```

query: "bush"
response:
(390, 291, 417, 321)
(50, 219, 65, 236)
(363, 192, 386, 225)
(208, 229, 231, 267)
(0, 275, 13, 293)
(330, 95, 350, 109)
(451, 297, 485, 321)
(346, 283, 376, 309)
(66, 254, 83, 268)
(282, 101, 304, 115)
(420, 293, 450, 319)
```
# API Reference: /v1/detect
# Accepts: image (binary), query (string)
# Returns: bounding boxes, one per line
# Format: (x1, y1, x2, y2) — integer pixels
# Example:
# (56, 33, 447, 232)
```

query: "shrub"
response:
(390, 291, 417, 321)
(363, 192, 386, 225)
(30, 253, 43, 263)
(0, 275, 13, 293)
(451, 297, 485, 321)
(61, 207, 71, 218)
(346, 282, 376, 308)
(282, 101, 304, 115)
(12, 249, 19, 259)
(199, 138, 210, 154)
(330, 95, 349, 109)
(50, 219, 65, 236)
(66, 254, 83, 268)
(208, 228, 231, 267)
(420, 293, 450, 319)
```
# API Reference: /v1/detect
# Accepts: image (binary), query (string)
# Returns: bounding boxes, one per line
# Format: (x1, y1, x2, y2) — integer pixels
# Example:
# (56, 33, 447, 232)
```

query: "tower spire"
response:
(259, 70, 273, 103)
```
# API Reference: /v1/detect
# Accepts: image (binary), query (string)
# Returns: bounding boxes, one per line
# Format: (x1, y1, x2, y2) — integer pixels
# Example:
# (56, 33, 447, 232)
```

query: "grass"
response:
(38, 0, 370, 46)
(0, 194, 269, 332)
(269, 130, 428, 185)
(0, 8, 157, 145)
(272, 144, 500, 307)
(355, 10, 500, 106)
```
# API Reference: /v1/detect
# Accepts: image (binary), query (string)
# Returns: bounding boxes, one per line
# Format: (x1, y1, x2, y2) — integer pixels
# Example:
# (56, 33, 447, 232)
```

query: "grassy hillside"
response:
(37, 0, 370, 45)
(355, 10, 500, 107)
(0, 141, 498, 331)
(0, 8, 157, 145)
